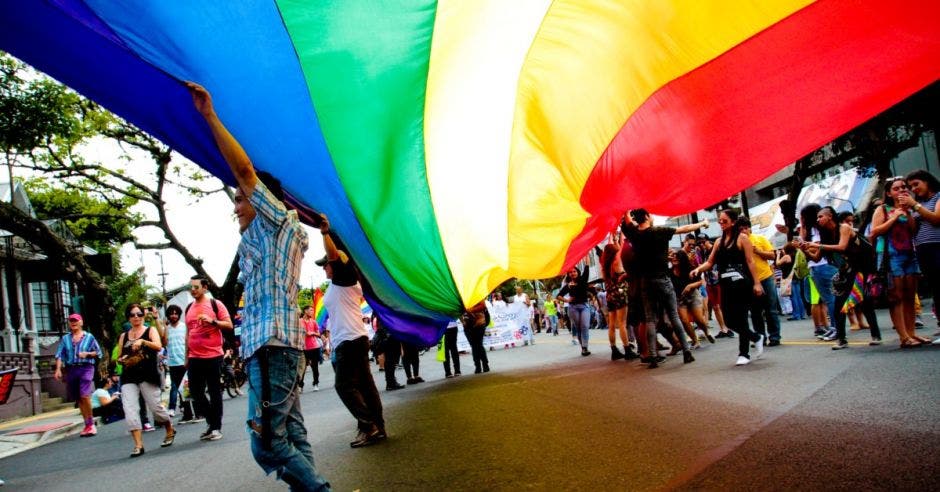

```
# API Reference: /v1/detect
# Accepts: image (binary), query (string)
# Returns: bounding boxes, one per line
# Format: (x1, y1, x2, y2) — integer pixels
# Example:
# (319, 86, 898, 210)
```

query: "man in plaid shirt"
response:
(189, 83, 329, 491)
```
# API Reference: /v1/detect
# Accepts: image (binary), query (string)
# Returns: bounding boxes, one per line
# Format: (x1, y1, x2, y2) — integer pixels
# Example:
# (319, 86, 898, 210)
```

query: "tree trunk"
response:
(0, 200, 114, 350)
(219, 253, 241, 310)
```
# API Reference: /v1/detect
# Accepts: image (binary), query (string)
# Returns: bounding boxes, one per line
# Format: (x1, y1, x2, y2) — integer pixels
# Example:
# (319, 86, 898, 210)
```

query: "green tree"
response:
(108, 267, 153, 338)
(22, 178, 140, 253)
(1, 52, 239, 306)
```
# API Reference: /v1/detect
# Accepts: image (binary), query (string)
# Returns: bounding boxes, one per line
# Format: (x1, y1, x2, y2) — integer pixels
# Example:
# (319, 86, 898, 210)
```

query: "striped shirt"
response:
(55, 332, 100, 366)
(914, 193, 940, 247)
(237, 181, 309, 359)
(164, 321, 187, 366)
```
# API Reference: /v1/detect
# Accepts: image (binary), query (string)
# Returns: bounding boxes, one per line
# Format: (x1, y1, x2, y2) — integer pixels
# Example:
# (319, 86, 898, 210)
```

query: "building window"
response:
(31, 282, 53, 335)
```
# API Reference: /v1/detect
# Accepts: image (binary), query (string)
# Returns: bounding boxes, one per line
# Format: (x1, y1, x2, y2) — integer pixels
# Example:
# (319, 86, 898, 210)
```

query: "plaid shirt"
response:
(237, 181, 309, 359)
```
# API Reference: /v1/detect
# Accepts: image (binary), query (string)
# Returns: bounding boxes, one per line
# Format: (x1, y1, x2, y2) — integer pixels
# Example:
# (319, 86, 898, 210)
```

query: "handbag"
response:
(779, 275, 793, 297)
(119, 350, 146, 369)
(863, 237, 890, 305)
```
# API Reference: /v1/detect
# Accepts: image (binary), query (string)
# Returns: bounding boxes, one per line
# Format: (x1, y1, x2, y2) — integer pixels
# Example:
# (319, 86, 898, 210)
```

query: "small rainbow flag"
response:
(313, 288, 329, 328)
(841, 272, 865, 314)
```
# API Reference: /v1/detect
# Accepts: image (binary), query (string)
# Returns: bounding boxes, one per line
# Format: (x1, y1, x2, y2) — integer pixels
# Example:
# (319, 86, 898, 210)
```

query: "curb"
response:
(0, 421, 83, 460)
(0, 408, 80, 432)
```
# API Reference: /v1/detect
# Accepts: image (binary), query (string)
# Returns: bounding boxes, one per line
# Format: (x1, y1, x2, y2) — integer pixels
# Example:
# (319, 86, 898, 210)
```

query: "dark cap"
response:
(315, 255, 329, 267)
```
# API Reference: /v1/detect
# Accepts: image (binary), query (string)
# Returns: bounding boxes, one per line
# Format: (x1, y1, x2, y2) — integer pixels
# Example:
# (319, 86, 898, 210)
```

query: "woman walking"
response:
(668, 248, 715, 348)
(557, 264, 592, 356)
(301, 305, 323, 391)
(600, 242, 636, 360)
(116, 303, 175, 457)
(54, 314, 101, 437)
(691, 210, 765, 366)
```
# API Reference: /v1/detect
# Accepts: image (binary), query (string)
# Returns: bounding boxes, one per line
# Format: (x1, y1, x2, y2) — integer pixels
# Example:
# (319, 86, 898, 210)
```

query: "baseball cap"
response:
(68, 314, 83, 322)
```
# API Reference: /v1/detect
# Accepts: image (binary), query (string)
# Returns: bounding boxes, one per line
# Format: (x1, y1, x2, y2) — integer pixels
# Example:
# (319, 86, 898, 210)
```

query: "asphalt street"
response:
(2, 311, 938, 491)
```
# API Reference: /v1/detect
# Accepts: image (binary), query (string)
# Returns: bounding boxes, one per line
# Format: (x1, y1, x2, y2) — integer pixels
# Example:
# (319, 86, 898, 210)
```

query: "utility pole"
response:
(155, 251, 167, 299)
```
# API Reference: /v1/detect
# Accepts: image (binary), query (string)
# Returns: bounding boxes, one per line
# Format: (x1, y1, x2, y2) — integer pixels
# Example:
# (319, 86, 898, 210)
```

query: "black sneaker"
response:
(623, 347, 641, 360)
(683, 350, 695, 364)
(581, 348, 591, 356)
(832, 340, 849, 350)
(706, 334, 716, 344)
(386, 383, 405, 391)
(768, 339, 781, 347)
(350, 427, 383, 448)
(715, 331, 728, 339)
(725, 331, 735, 338)
(199, 428, 213, 441)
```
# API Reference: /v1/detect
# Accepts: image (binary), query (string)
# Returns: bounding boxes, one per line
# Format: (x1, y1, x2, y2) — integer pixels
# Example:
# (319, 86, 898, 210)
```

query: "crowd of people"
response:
(48, 81, 938, 492)
(485, 170, 940, 369)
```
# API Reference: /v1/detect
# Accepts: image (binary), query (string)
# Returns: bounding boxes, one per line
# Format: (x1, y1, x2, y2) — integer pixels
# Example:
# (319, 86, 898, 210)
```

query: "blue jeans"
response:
(246, 347, 330, 491)
(790, 277, 807, 319)
(811, 263, 838, 327)
(751, 276, 782, 342)
(568, 303, 591, 348)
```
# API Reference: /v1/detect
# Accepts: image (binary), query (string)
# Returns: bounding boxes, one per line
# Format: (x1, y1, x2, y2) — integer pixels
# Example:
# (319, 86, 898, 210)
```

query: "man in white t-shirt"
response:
(317, 215, 385, 449)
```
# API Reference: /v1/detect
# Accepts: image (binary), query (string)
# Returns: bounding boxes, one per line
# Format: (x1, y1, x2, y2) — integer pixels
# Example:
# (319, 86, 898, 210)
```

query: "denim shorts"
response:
(887, 249, 920, 277)
(678, 288, 703, 309)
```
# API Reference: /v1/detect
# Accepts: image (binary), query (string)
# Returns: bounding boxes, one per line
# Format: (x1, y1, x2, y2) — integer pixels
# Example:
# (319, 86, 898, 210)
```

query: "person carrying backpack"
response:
(804, 207, 881, 349)
(185, 275, 233, 441)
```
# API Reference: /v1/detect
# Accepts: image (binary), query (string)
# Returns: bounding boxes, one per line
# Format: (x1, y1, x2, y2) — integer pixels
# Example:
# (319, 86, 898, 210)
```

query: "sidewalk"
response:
(0, 407, 91, 460)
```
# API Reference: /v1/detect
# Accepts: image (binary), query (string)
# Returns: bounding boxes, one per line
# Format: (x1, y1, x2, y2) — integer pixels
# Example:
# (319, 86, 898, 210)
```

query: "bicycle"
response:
(221, 354, 247, 398)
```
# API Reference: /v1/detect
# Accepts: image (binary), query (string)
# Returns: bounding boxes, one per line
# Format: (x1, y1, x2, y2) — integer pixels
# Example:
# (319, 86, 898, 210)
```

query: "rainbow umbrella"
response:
(2, 1, 936, 344)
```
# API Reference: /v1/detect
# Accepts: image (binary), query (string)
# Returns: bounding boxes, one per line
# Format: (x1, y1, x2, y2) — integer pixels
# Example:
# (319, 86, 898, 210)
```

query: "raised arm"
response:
(675, 218, 709, 235)
(690, 241, 718, 277)
(318, 214, 341, 261)
(187, 82, 258, 195)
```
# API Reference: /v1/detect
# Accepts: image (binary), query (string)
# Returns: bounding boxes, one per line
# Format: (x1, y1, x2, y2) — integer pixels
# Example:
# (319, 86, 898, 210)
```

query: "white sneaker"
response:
(167, 409, 175, 418)
(933, 338, 940, 345)
(313, 384, 319, 392)
(735, 356, 751, 366)
(206, 430, 223, 441)
(754, 334, 764, 359)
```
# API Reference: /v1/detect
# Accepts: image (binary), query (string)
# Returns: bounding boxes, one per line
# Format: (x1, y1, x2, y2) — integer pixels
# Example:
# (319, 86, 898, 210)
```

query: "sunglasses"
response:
(129, 312, 144, 318)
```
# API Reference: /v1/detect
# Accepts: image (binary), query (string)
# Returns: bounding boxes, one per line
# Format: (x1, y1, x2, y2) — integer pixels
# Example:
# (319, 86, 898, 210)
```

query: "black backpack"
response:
(185, 298, 222, 319)
(845, 232, 876, 273)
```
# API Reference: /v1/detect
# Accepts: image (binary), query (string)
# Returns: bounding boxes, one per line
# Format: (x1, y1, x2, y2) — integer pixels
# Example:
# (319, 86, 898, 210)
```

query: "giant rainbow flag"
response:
(2, 1, 937, 344)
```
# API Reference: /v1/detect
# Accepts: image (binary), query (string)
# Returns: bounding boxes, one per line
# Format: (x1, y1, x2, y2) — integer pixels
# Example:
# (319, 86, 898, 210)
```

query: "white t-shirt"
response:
(806, 229, 829, 267)
(322, 281, 369, 348)
(513, 293, 529, 306)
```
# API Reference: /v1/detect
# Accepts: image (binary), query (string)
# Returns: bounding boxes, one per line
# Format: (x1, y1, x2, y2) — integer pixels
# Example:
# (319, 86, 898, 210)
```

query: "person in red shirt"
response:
(185, 275, 233, 441)
(300, 305, 322, 391)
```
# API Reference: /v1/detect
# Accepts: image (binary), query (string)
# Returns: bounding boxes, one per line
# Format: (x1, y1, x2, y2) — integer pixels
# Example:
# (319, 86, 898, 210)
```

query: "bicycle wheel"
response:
(225, 379, 239, 398)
